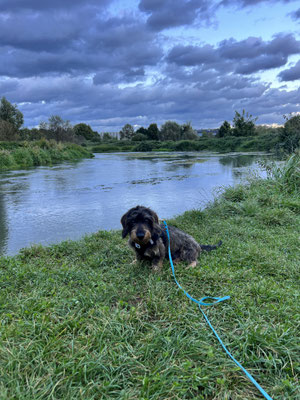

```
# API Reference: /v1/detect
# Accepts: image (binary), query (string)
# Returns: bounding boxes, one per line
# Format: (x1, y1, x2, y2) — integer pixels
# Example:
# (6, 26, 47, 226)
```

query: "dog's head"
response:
(121, 206, 162, 245)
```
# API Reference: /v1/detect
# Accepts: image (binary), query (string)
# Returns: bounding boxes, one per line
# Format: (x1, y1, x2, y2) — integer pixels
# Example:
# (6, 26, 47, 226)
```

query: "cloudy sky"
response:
(1, 0, 300, 131)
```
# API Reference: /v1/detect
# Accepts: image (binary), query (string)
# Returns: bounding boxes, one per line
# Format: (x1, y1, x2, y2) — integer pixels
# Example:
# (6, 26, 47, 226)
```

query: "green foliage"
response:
(131, 133, 148, 141)
(147, 123, 160, 140)
(160, 121, 182, 141)
(0, 97, 24, 131)
(133, 141, 154, 151)
(0, 119, 18, 141)
(0, 140, 93, 171)
(0, 149, 17, 169)
(217, 120, 232, 137)
(262, 151, 300, 193)
(279, 114, 300, 153)
(120, 124, 135, 140)
(74, 123, 99, 141)
(181, 122, 198, 140)
(12, 147, 34, 167)
(232, 110, 258, 137)
(43, 115, 71, 132)
(174, 140, 201, 151)
(135, 127, 148, 137)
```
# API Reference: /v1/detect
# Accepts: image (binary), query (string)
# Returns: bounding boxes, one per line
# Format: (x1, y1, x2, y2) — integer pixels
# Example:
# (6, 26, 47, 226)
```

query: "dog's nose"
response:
(136, 231, 145, 239)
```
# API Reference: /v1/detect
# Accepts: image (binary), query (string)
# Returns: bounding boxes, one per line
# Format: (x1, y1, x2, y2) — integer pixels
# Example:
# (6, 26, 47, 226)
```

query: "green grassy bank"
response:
(0, 139, 94, 171)
(91, 133, 281, 154)
(0, 154, 299, 399)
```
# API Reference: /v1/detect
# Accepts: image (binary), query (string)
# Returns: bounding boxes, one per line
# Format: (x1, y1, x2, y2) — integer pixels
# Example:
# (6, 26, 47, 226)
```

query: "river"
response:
(0, 152, 274, 255)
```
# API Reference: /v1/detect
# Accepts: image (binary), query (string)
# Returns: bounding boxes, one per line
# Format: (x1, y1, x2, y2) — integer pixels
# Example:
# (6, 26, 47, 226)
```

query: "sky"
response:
(0, 0, 300, 132)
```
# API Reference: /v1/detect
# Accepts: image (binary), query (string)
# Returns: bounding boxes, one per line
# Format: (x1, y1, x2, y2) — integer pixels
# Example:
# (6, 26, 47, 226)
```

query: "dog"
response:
(121, 205, 222, 271)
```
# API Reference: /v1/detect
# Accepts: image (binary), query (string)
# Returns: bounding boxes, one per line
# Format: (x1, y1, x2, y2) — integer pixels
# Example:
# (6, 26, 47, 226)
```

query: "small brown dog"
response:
(121, 205, 221, 271)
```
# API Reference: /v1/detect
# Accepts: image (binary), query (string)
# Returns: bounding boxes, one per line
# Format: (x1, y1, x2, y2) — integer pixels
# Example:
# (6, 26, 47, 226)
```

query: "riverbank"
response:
(0, 139, 94, 171)
(91, 133, 281, 154)
(0, 154, 299, 399)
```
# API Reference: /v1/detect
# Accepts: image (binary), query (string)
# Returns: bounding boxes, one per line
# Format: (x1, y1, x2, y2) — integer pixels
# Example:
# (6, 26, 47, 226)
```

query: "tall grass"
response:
(263, 151, 300, 193)
(0, 140, 93, 171)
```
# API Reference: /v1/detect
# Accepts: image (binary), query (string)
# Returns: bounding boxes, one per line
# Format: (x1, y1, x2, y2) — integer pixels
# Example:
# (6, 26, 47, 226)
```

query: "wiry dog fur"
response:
(121, 205, 222, 271)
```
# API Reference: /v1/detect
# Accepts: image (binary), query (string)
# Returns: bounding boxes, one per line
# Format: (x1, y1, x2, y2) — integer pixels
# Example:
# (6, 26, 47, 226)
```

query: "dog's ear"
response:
(152, 222, 162, 242)
(149, 209, 159, 224)
(120, 211, 130, 238)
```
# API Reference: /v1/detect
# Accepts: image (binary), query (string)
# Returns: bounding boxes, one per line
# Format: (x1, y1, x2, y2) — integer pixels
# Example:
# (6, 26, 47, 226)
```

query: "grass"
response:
(0, 155, 299, 399)
(0, 139, 94, 171)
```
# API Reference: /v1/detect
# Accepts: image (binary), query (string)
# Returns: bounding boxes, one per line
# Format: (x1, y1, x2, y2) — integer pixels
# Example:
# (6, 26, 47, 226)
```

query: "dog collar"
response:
(135, 239, 154, 249)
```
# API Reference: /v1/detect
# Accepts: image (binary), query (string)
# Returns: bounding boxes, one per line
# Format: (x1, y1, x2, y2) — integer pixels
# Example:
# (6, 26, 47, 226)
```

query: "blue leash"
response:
(163, 221, 273, 400)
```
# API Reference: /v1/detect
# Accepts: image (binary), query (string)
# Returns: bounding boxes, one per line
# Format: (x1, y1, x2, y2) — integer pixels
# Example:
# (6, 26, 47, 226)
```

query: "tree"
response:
(0, 97, 24, 131)
(47, 115, 72, 132)
(0, 120, 18, 141)
(280, 114, 300, 152)
(74, 123, 97, 141)
(160, 121, 181, 141)
(181, 122, 198, 140)
(147, 123, 160, 140)
(217, 121, 232, 137)
(136, 127, 148, 136)
(120, 124, 134, 140)
(39, 115, 81, 143)
(232, 110, 257, 137)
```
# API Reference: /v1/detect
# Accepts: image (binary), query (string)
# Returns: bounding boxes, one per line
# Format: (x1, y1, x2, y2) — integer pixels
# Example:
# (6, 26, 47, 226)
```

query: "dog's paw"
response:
(152, 264, 162, 273)
(188, 261, 197, 268)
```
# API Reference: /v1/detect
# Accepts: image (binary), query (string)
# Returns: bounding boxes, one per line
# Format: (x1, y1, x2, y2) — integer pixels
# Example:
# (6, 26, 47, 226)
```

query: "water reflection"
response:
(0, 152, 275, 255)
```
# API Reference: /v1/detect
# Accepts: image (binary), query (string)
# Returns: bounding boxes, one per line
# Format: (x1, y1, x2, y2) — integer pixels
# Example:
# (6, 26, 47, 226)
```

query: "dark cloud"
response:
(167, 34, 300, 74)
(220, 0, 295, 7)
(219, 34, 300, 59)
(167, 44, 219, 66)
(93, 68, 145, 85)
(0, 0, 111, 11)
(139, 0, 215, 30)
(290, 8, 300, 21)
(0, 13, 162, 78)
(278, 60, 300, 81)
(236, 54, 288, 74)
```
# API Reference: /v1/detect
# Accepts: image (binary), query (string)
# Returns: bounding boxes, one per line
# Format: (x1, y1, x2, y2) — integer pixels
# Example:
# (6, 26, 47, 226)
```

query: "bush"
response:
(174, 140, 200, 151)
(0, 120, 18, 141)
(0, 149, 16, 170)
(280, 114, 300, 153)
(133, 142, 154, 152)
(12, 148, 34, 168)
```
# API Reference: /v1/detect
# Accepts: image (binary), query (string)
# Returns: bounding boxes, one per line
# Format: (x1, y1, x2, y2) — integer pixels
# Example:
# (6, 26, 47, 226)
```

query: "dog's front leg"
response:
(131, 251, 143, 265)
(151, 254, 164, 272)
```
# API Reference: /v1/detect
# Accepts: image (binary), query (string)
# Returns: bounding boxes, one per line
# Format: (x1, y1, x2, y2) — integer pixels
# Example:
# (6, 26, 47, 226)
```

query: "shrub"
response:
(12, 148, 34, 167)
(0, 149, 16, 170)
(133, 142, 154, 152)
(174, 140, 200, 151)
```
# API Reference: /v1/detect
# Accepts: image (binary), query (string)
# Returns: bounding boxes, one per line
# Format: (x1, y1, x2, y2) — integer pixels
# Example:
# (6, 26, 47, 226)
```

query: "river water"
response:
(0, 152, 273, 255)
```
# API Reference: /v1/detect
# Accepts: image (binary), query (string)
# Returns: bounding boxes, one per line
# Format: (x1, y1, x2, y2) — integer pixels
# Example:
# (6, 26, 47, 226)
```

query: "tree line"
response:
(1, 96, 299, 153)
(0, 97, 100, 144)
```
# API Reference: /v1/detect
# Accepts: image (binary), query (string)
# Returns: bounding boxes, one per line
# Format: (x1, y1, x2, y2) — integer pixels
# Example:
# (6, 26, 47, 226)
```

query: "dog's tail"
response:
(200, 240, 222, 252)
